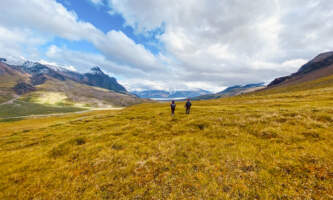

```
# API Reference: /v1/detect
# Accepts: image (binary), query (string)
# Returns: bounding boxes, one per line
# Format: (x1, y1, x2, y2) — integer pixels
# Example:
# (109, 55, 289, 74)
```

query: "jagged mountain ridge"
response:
(83, 67, 127, 93)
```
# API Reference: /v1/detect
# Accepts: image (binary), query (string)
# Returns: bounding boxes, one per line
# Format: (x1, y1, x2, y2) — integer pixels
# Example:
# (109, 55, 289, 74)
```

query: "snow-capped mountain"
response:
(0, 58, 142, 108)
(132, 89, 212, 99)
(1, 58, 127, 93)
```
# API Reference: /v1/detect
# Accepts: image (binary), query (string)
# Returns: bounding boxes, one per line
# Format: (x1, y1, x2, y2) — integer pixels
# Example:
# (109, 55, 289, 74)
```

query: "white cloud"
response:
(44, 45, 146, 77)
(46, 45, 60, 58)
(95, 30, 160, 71)
(89, 0, 104, 5)
(0, 25, 47, 60)
(0, 0, 160, 73)
(108, 0, 333, 89)
(1, 0, 333, 91)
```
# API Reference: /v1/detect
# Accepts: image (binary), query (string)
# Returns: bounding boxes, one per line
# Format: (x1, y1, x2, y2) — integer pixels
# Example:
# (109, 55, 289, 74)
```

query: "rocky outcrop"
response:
(83, 67, 127, 93)
(13, 82, 35, 95)
(31, 74, 47, 86)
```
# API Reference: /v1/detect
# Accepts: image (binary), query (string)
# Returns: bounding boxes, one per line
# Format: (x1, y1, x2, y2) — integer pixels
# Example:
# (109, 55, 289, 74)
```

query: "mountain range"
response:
(0, 58, 141, 108)
(194, 51, 333, 100)
(8, 60, 127, 93)
(1, 51, 333, 117)
(132, 89, 212, 99)
(192, 83, 266, 100)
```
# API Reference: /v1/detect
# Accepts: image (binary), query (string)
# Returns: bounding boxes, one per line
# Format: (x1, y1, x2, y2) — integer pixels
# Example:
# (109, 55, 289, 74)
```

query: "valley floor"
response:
(0, 100, 86, 119)
(0, 77, 333, 199)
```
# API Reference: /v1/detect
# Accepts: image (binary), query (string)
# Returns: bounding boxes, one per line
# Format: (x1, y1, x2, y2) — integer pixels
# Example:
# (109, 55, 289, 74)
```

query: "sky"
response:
(0, 0, 332, 92)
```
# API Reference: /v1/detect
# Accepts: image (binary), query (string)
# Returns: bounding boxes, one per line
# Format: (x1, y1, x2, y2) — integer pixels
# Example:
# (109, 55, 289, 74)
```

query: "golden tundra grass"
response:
(0, 76, 333, 199)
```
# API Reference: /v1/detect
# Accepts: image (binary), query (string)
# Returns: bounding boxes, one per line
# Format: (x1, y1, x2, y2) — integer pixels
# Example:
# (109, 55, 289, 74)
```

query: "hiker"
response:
(170, 100, 176, 116)
(185, 99, 192, 114)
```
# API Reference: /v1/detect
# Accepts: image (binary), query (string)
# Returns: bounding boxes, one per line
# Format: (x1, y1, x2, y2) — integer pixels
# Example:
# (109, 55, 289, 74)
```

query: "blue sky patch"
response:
(56, 0, 163, 55)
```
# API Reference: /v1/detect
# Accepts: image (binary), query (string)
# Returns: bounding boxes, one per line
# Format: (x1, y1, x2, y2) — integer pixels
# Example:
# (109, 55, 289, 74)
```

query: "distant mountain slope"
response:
(33, 78, 141, 107)
(268, 52, 333, 88)
(132, 90, 170, 98)
(0, 62, 28, 83)
(83, 67, 127, 93)
(9, 61, 127, 93)
(193, 83, 265, 100)
(132, 89, 212, 99)
(0, 59, 142, 110)
(0, 62, 29, 103)
(169, 90, 212, 98)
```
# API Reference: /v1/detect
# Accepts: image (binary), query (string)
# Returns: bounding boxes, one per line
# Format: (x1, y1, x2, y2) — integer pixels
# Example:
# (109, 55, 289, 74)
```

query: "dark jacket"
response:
(185, 101, 192, 108)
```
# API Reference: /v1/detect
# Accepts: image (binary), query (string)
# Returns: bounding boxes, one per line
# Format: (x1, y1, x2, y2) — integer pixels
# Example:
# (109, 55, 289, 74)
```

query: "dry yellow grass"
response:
(0, 76, 333, 199)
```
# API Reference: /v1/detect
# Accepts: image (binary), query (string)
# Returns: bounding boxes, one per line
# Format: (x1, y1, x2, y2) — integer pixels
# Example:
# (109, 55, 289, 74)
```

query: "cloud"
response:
(88, 0, 104, 6)
(44, 45, 147, 78)
(0, 0, 99, 41)
(0, 25, 47, 60)
(0, 0, 332, 91)
(107, 0, 333, 89)
(95, 30, 161, 71)
(0, 0, 160, 73)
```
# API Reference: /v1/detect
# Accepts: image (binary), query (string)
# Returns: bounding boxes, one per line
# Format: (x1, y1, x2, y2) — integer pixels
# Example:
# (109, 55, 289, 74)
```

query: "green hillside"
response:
(0, 64, 27, 104)
(0, 75, 332, 199)
(0, 76, 142, 118)
(0, 100, 85, 118)
(0, 62, 142, 118)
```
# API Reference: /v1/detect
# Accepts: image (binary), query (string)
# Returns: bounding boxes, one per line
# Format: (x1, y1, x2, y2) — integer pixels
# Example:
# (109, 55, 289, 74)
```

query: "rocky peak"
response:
(22, 61, 37, 68)
(84, 66, 127, 93)
(89, 66, 104, 75)
(13, 82, 35, 95)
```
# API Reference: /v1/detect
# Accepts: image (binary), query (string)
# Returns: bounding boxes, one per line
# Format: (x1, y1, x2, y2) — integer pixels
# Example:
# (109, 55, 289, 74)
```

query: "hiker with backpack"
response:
(170, 100, 176, 116)
(185, 99, 192, 114)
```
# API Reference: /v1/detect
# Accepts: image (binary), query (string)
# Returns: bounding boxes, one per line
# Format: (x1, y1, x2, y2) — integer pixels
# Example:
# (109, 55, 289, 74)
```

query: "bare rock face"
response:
(31, 74, 47, 86)
(13, 82, 35, 95)
(83, 67, 127, 93)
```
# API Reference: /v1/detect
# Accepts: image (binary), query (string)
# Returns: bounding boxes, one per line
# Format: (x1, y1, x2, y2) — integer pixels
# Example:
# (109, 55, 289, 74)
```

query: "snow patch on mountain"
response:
(3, 56, 27, 66)
(38, 60, 77, 72)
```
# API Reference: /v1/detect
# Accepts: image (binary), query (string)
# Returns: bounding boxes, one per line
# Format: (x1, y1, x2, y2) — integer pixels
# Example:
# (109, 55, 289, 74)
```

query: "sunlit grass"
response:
(31, 92, 68, 105)
(0, 76, 333, 199)
(0, 100, 85, 118)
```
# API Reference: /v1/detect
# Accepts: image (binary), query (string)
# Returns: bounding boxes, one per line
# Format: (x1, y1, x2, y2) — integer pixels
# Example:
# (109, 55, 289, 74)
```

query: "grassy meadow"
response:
(0, 91, 90, 119)
(0, 100, 86, 119)
(0, 76, 333, 199)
